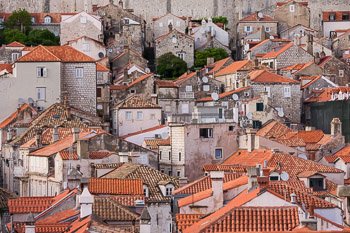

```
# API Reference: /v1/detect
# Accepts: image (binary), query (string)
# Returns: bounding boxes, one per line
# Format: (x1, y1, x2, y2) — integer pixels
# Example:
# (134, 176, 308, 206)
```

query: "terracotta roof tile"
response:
(155, 79, 178, 88)
(215, 60, 252, 76)
(178, 189, 212, 207)
(109, 84, 128, 90)
(175, 71, 197, 85)
(93, 197, 139, 221)
(305, 87, 350, 103)
(121, 124, 166, 139)
(249, 70, 299, 84)
(301, 75, 322, 89)
(36, 209, 79, 224)
(8, 197, 54, 214)
(96, 62, 109, 72)
(116, 95, 161, 109)
(88, 150, 114, 159)
(262, 42, 294, 59)
(144, 137, 170, 149)
(88, 178, 143, 195)
(59, 150, 79, 160)
(109, 195, 145, 206)
(0, 103, 37, 129)
(176, 214, 204, 232)
(66, 216, 91, 233)
(206, 57, 232, 74)
(202, 164, 246, 173)
(240, 12, 277, 22)
(6, 41, 25, 47)
(0, 63, 13, 74)
(127, 73, 153, 88)
(17, 45, 95, 63)
(327, 145, 350, 164)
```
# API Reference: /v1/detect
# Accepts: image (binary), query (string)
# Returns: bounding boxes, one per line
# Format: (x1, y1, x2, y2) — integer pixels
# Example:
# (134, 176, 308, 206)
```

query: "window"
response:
(264, 86, 271, 97)
(80, 16, 87, 24)
(181, 103, 189, 114)
(160, 169, 165, 173)
(36, 67, 47, 77)
(44, 16, 51, 24)
(165, 105, 171, 112)
(177, 52, 185, 60)
(244, 26, 252, 32)
(97, 88, 102, 98)
(283, 86, 291, 98)
(253, 120, 262, 129)
(172, 35, 177, 43)
(342, 13, 350, 21)
(130, 89, 136, 94)
(168, 19, 173, 26)
(82, 43, 90, 52)
(218, 108, 223, 119)
(203, 84, 210, 91)
(11, 52, 20, 62)
(36, 87, 46, 101)
(143, 185, 149, 197)
(75, 67, 84, 78)
(329, 13, 336, 21)
(215, 148, 223, 159)
(185, 85, 192, 92)
(125, 111, 132, 120)
(168, 151, 171, 161)
(229, 125, 234, 131)
(289, 4, 295, 12)
(165, 187, 173, 196)
(150, 114, 156, 120)
(199, 128, 213, 138)
(159, 22, 163, 27)
(177, 170, 181, 177)
(176, 21, 180, 26)
(309, 178, 324, 191)
(168, 170, 172, 176)
(136, 111, 143, 120)
(265, 27, 271, 32)
(256, 102, 264, 111)
(31, 17, 36, 23)
(159, 151, 162, 160)
(178, 152, 181, 161)
(339, 70, 344, 77)
(269, 176, 279, 181)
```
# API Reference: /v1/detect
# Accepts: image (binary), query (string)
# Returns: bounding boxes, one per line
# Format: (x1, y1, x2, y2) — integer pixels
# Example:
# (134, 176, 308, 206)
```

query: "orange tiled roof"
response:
(174, 71, 197, 85)
(178, 189, 212, 207)
(174, 173, 243, 195)
(96, 62, 109, 72)
(8, 197, 54, 214)
(305, 87, 350, 103)
(176, 214, 204, 232)
(6, 41, 25, 47)
(196, 86, 250, 102)
(240, 12, 277, 22)
(207, 57, 232, 74)
(59, 150, 79, 160)
(36, 209, 79, 224)
(88, 150, 114, 159)
(249, 70, 299, 84)
(122, 124, 166, 139)
(326, 145, 350, 164)
(144, 137, 170, 149)
(281, 62, 314, 73)
(0, 63, 13, 73)
(116, 95, 161, 109)
(301, 75, 322, 89)
(277, 0, 308, 7)
(215, 60, 252, 76)
(109, 195, 145, 206)
(323, 11, 350, 22)
(88, 177, 144, 195)
(16, 45, 95, 63)
(202, 164, 246, 173)
(257, 120, 292, 139)
(155, 79, 178, 88)
(66, 216, 91, 233)
(127, 73, 153, 88)
(0, 103, 37, 129)
(262, 42, 294, 59)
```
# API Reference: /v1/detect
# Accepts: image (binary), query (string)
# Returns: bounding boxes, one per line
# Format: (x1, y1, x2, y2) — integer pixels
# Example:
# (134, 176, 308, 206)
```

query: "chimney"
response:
(92, 4, 98, 12)
(247, 167, 258, 191)
(290, 193, 297, 204)
(140, 208, 151, 233)
(79, 187, 94, 218)
(119, 152, 129, 163)
(90, 163, 96, 177)
(207, 57, 215, 66)
(210, 171, 224, 211)
(52, 126, 59, 142)
(179, 177, 188, 187)
(300, 200, 317, 231)
(307, 34, 314, 55)
(24, 213, 35, 233)
(77, 140, 88, 159)
(247, 128, 257, 152)
(331, 118, 342, 136)
(72, 128, 80, 143)
(151, 94, 158, 105)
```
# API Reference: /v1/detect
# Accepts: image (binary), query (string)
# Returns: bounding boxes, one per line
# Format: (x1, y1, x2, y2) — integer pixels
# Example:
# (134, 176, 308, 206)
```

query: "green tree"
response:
(157, 52, 188, 79)
(194, 48, 229, 67)
(5, 9, 32, 33)
(3, 29, 26, 44)
(27, 29, 59, 46)
(212, 16, 228, 26)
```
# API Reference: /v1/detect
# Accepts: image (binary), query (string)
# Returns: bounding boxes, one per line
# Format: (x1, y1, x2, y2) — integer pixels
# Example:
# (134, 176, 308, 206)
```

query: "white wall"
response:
(124, 126, 169, 145)
(67, 37, 106, 60)
(323, 22, 350, 38)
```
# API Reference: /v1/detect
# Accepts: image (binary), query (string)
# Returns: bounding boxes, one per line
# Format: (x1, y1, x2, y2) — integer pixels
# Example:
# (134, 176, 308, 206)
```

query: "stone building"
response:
(155, 29, 194, 67)
(0, 41, 25, 63)
(273, 1, 310, 30)
(66, 36, 107, 60)
(246, 38, 291, 60)
(318, 56, 350, 86)
(94, 3, 145, 54)
(322, 11, 350, 38)
(249, 69, 302, 124)
(60, 11, 103, 45)
(332, 30, 350, 59)
(96, 63, 111, 122)
(259, 42, 314, 71)
(152, 13, 187, 41)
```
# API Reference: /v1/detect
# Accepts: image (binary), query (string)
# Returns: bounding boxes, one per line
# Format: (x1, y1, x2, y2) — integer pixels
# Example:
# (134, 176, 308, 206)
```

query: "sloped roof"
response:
(0, 63, 13, 74)
(8, 197, 54, 214)
(93, 197, 140, 221)
(88, 178, 143, 195)
(0, 103, 37, 129)
(144, 137, 170, 149)
(176, 214, 204, 232)
(196, 86, 250, 102)
(102, 163, 178, 202)
(115, 95, 161, 109)
(249, 69, 299, 84)
(215, 60, 252, 76)
(6, 41, 25, 47)
(262, 42, 294, 59)
(240, 12, 277, 22)
(207, 57, 232, 74)
(305, 87, 350, 103)
(325, 145, 350, 164)
(174, 71, 197, 86)
(17, 45, 95, 63)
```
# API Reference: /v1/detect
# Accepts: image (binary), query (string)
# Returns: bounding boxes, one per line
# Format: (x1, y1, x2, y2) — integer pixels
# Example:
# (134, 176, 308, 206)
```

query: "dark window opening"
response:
(97, 88, 102, 98)
(200, 128, 213, 138)
(256, 103, 264, 111)
(309, 178, 324, 191)
(215, 148, 223, 159)
(269, 176, 279, 181)
(342, 13, 349, 21)
(229, 126, 234, 131)
(253, 120, 262, 129)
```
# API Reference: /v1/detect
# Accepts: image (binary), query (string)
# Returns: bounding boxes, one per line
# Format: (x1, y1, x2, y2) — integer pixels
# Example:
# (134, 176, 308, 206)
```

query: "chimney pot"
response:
(72, 128, 80, 143)
(210, 171, 224, 211)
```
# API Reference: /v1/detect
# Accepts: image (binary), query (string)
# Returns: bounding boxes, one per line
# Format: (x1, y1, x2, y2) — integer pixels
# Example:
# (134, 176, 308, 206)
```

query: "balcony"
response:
(179, 92, 194, 99)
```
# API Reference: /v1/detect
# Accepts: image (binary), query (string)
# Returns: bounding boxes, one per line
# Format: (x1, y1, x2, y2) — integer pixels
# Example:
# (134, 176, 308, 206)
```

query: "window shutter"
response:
(43, 68, 48, 77)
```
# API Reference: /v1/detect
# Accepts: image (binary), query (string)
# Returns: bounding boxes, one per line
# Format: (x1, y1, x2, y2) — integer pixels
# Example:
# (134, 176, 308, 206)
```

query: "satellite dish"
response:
(232, 94, 239, 101)
(246, 112, 253, 120)
(211, 92, 219, 101)
(202, 76, 208, 83)
(277, 109, 285, 117)
(28, 98, 34, 104)
(98, 52, 104, 58)
(269, 35, 274, 40)
(145, 68, 151, 73)
(161, 132, 168, 139)
(18, 98, 25, 105)
(280, 172, 289, 181)
(257, 12, 264, 18)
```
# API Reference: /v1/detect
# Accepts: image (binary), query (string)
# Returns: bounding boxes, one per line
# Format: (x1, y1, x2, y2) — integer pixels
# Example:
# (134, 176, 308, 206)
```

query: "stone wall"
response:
(275, 44, 314, 70)
(61, 62, 97, 115)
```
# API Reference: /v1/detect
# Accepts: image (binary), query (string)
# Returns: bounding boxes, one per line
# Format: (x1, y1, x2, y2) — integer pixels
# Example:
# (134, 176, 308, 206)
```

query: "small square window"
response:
(37, 67, 47, 77)
(244, 26, 252, 32)
(229, 126, 234, 131)
(215, 148, 223, 159)
(200, 128, 213, 138)
(185, 85, 192, 92)
(136, 111, 143, 120)
(75, 67, 84, 78)
(256, 102, 264, 111)
(283, 86, 291, 98)
(177, 170, 181, 177)
(253, 120, 262, 129)
(166, 187, 173, 196)
(329, 13, 336, 21)
(203, 85, 210, 91)
(97, 88, 102, 97)
(36, 87, 46, 101)
(342, 13, 349, 21)
(125, 111, 132, 120)
(11, 53, 20, 62)
(265, 27, 271, 32)
(289, 4, 295, 12)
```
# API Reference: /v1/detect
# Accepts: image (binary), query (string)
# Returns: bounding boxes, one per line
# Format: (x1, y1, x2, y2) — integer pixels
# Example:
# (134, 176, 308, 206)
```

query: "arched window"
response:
(44, 16, 52, 24)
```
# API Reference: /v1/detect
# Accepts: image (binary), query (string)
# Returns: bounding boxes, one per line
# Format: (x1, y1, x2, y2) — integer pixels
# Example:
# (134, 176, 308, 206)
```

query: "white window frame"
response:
(44, 16, 51, 24)
(283, 86, 291, 98)
(203, 84, 210, 91)
(125, 111, 132, 120)
(265, 27, 271, 32)
(244, 26, 252, 32)
(75, 67, 84, 78)
(36, 87, 46, 101)
(339, 70, 344, 77)
(36, 67, 47, 78)
(80, 16, 87, 24)
(185, 85, 192, 92)
(11, 52, 20, 62)
(165, 187, 173, 196)
(136, 111, 143, 120)
(289, 4, 295, 12)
